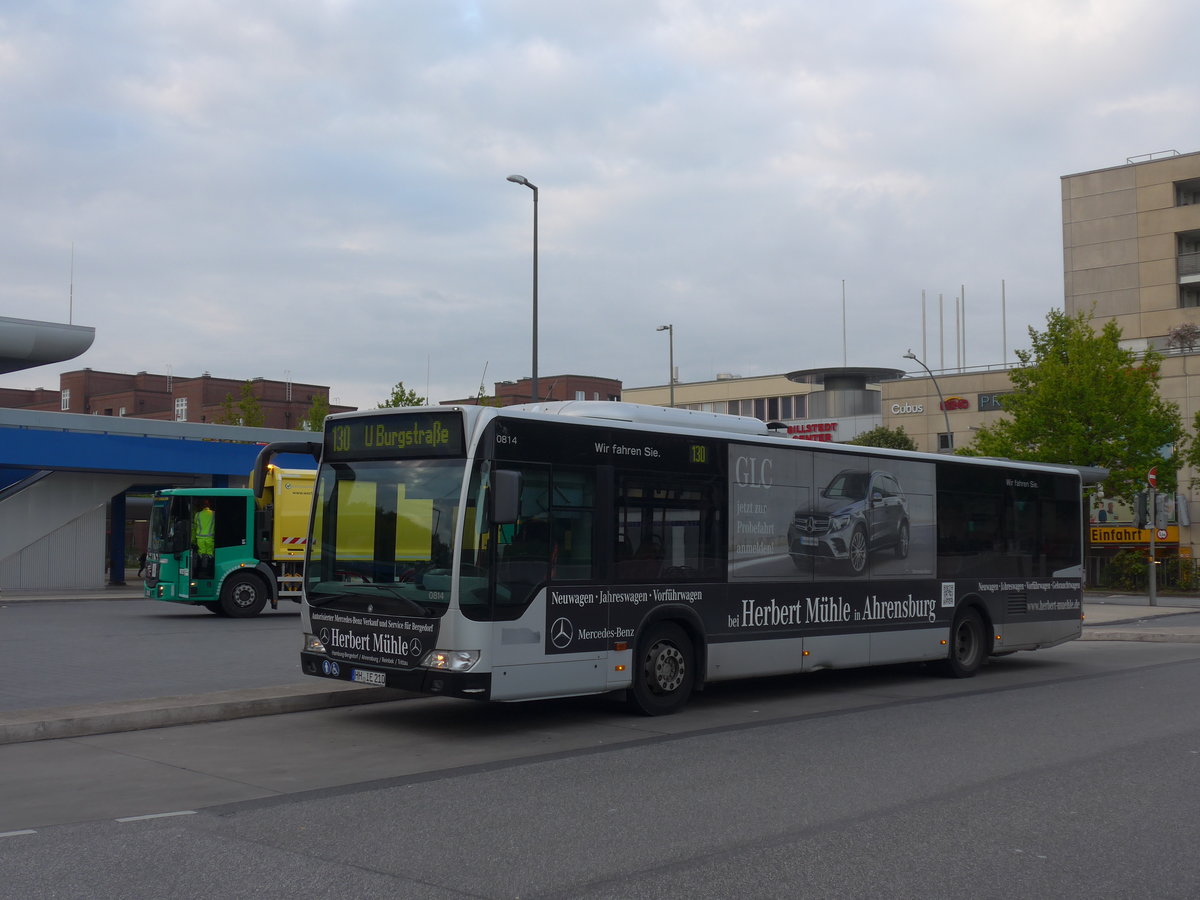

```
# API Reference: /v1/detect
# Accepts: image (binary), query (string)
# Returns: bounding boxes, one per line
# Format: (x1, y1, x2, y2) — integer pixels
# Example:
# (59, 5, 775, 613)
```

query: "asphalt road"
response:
(2, 639, 1199, 898)
(0, 595, 306, 712)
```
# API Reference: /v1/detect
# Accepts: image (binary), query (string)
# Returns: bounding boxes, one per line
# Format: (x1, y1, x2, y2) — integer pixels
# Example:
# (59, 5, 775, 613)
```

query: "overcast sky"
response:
(3, 0, 1198, 410)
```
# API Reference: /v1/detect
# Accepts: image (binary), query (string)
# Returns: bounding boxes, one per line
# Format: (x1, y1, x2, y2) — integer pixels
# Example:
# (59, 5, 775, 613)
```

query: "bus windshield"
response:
(306, 458, 468, 616)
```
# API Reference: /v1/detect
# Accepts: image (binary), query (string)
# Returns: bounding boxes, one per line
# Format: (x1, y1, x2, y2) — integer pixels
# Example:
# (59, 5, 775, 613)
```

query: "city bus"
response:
(259, 401, 1090, 716)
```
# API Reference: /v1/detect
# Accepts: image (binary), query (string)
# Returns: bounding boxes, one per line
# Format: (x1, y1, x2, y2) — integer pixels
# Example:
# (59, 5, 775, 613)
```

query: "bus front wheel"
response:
(630, 622, 695, 716)
(939, 607, 985, 678)
(220, 572, 268, 618)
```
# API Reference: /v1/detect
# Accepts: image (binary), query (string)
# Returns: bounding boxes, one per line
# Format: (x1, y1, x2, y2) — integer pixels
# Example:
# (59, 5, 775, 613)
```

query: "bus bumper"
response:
(300, 652, 492, 700)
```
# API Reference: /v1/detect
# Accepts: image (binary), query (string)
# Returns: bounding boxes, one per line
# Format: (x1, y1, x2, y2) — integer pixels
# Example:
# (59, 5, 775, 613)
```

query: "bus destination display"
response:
(326, 412, 465, 461)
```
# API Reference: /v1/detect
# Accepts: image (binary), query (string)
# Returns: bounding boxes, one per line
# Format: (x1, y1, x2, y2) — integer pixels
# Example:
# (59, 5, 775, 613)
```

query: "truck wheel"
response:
(629, 622, 695, 716)
(220, 572, 268, 618)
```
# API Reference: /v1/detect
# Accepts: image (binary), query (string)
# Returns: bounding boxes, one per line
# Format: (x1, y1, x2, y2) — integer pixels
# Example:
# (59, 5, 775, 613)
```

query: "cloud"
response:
(2, 0, 1198, 407)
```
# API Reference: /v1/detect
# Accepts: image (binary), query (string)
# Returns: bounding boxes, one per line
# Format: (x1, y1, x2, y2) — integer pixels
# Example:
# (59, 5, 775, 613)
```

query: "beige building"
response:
(623, 368, 898, 444)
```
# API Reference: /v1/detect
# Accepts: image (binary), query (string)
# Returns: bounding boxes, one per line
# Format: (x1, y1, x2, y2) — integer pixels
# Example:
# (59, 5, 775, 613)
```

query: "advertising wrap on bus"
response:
(309, 607, 436, 669)
(541, 580, 1080, 657)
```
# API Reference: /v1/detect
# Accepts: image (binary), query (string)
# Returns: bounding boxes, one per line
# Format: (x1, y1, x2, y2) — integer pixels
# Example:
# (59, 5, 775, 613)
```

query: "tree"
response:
(844, 425, 918, 451)
(214, 381, 265, 427)
(1167, 321, 1200, 352)
(377, 381, 427, 408)
(961, 309, 1185, 500)
(302, 394, 330, 432)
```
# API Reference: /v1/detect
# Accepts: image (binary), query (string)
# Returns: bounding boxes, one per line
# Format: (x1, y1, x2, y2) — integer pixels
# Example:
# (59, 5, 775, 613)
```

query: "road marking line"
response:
(0, 830, 37, 838)
(115, 810, 197, 823)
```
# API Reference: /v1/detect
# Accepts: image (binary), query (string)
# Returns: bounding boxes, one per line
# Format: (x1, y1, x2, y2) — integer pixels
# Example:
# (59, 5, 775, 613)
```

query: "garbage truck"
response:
(143, 453, 319, 617)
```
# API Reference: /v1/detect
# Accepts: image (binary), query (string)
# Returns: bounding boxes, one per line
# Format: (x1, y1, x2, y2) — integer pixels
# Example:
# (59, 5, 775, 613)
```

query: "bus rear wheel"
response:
(939, 607, 985, 678)
(220, 572, 268, 618)
(630, 622, 695, 716)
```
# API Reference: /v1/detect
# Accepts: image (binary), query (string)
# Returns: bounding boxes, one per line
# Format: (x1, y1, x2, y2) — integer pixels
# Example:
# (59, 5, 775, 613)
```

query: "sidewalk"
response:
(1080, 590, 1200, 642)
(2, 588, 1199, 746)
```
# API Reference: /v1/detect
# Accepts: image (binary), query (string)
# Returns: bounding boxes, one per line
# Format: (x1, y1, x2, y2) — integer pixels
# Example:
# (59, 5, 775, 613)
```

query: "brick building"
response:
(2, 368, 355, 429)
(444, 373, 621, 406)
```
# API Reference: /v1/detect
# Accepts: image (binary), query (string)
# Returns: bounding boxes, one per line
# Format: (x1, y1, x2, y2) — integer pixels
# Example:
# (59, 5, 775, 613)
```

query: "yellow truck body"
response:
(257, 467, 316, 562)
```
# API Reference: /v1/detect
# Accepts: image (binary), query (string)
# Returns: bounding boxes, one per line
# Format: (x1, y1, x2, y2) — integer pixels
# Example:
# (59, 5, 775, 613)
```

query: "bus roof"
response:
(327, 402, 1102, 483)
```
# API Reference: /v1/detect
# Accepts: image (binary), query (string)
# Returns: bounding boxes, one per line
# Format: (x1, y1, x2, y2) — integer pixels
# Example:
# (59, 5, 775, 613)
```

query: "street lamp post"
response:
(656, 324, 674, 407)
(903, 349, 952, 451)
(506, 174, 539, 402)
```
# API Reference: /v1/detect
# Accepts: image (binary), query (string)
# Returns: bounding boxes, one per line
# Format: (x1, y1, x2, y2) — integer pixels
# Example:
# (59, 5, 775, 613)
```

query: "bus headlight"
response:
(421, 650, 480, 672)
(304, 633, 327, 654)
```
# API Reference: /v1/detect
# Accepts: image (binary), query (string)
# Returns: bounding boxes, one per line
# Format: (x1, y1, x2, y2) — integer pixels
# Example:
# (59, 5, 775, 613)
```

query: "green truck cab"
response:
(143, 467, 314, 617)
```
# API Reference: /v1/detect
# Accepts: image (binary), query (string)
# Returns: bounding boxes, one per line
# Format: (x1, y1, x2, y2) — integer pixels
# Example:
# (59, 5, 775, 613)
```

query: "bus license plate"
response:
(351, 669, 386, 686)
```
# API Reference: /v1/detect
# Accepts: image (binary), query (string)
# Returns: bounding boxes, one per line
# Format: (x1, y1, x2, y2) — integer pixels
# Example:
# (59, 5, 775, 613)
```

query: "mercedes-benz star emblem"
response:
(409, 638, 423, 657)
(551, 617, 574, 649)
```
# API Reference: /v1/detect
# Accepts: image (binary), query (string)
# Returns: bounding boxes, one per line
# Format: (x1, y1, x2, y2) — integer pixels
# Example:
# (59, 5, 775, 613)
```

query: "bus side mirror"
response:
(491, 469, 521, 525)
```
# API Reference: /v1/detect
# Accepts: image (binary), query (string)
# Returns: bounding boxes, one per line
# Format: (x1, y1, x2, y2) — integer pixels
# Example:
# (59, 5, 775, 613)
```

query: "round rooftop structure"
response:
(785, 366, 906, 389)
(0, 316, 96, 375)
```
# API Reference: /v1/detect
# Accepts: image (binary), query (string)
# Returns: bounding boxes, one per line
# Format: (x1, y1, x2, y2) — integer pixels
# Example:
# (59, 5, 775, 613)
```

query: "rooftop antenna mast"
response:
(841, 279, 847, 366)
(69, 243, 74, 324)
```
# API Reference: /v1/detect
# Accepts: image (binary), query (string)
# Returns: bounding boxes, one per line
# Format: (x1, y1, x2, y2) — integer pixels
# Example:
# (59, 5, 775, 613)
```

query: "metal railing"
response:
(1127, 149, 1180, 164)
(1178, 251, 1200, 278)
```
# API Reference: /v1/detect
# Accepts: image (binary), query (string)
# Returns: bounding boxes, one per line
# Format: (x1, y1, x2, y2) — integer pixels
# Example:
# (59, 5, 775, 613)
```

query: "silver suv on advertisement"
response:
(787, 469, 910, 575)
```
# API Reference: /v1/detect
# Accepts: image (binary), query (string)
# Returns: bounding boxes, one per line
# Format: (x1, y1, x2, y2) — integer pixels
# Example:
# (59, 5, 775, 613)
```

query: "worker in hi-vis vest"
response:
(193, 499, 215, 576)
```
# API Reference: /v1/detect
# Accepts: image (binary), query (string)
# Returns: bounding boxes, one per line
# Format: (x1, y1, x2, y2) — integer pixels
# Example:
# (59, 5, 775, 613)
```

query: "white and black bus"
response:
(263, 401, 1089, 715)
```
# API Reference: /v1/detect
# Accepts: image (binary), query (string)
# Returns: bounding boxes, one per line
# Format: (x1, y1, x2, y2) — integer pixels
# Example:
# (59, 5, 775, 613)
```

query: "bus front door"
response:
(168, 501, 194, 600)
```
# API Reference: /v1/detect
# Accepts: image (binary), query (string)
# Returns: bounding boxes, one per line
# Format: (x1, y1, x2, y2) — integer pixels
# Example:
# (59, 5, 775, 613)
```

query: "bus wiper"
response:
(357, 584, 435, 616)
(308, 584, 433, 616)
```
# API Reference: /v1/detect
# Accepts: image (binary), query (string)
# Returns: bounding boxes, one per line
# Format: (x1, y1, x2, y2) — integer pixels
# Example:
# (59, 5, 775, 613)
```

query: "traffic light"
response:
(1155, 493, 1170, 528)
(1134, 492, 1148, 528)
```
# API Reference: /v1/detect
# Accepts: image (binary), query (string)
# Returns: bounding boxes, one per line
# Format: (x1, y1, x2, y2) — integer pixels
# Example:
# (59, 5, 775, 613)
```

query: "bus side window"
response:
(548, 469, 597, 582)
(493, 465, 552, 618)
(614, 475, 720, 583)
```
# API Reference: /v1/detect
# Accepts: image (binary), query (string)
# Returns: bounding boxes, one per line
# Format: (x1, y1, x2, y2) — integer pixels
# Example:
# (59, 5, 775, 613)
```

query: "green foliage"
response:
(475, 388, 504, 408)
(960, 309, 1185, 501)
(1161, 557, 1200, 593)
(844, 425, 918, 451)
(303, 394, 330, 432)
(213, 381, 265, 427)
(1181, 410, 1200, 490)
(377, 381, 427, 409)
(1101, 553, 1200, 593)
(1099, 549, 1146, 591)
(214, 392, 239, 426)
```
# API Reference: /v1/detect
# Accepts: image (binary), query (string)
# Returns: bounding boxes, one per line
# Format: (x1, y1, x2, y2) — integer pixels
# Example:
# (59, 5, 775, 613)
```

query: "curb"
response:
(0, 683, 418, 746)
(1080, 629, 1200, 644)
